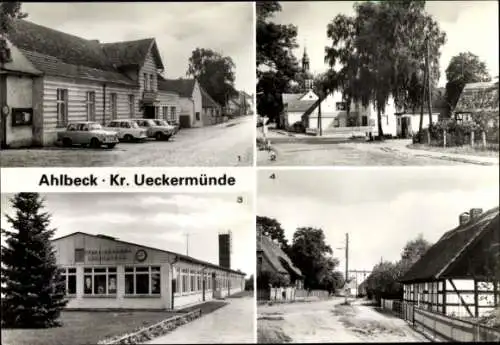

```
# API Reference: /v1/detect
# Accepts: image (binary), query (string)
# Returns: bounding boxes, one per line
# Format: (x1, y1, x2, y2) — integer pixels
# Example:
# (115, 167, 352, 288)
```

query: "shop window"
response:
(56, 88, 68, 127)
(83, 267, 117, 296)
(11, 108, 33, 126)
(62, 267, 77, 295)
(124, 266, 161, 295)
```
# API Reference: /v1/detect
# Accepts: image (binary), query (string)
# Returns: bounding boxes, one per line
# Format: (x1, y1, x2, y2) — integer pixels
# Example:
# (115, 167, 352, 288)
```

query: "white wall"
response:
(5, 76, 34, 147)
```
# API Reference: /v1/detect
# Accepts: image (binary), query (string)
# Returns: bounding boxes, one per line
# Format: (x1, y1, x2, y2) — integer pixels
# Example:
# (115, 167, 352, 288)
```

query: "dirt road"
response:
(258, 298, 428, 343)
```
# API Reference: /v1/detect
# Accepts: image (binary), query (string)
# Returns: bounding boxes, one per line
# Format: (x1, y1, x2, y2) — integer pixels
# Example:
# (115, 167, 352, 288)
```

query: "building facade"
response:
(400, 207, 500, 318)
(52, 232, 245, 310)
(1, 19, 182, 148)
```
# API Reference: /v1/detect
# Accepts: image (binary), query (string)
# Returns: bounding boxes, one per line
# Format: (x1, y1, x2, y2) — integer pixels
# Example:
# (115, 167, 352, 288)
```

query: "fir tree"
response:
(1, 193, 67, 328)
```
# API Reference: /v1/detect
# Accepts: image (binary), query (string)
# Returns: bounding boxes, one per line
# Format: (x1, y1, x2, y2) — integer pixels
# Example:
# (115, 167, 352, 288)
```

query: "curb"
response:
(412, 153, 496, 166)
(97, 309, 202, 345)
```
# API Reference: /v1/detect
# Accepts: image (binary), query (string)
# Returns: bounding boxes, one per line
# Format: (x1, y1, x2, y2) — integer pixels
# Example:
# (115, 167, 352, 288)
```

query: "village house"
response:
(1, 19, 182, 148)
(282, 49, 397, 138)
(395, 87, 448, 138)
(52, 231, 245, 310)
(453, 78, 499, 126)
(200, 87, 222, 126)
(400, 206, 500, 319)
(157, 76, 206, 128)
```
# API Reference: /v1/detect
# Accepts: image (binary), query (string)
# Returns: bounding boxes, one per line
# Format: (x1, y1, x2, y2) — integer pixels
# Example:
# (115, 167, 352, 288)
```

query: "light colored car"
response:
(133, 118, 175, 141)
(57, 122, 119, 149)
(153, 119, 178, 135)
(104, 120, 148, 142)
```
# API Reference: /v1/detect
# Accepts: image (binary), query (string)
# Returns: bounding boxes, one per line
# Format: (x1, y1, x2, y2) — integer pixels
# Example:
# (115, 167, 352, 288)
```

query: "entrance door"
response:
(401, 117, 408, 138)
(171, 279, 176, 309)
(143, 106, 155, 119)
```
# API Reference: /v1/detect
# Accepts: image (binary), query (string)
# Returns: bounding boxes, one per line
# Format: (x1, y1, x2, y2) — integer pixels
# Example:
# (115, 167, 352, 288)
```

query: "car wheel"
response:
(62, 137, 72, 147)
(155, 132, 164, 141)
(106, 143, 116, 149)
(124, 134, 133, 142)
(90, 137, 101, 148)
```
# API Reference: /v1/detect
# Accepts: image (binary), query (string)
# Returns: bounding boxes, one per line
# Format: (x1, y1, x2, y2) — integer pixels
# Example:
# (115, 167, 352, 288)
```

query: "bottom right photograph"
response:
(256, 167, 500, 343)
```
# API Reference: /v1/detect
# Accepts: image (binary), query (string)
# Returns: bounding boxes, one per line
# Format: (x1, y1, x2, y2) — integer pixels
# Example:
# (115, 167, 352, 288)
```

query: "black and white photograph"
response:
(0, 2, 254, 167)
(256, 1, 499, 166)
(256, 168, 499, 343)
(1, 192, 255, 345)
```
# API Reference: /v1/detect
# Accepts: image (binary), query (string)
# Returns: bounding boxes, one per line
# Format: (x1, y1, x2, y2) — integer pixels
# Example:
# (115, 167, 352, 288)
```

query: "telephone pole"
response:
(426, 36, 433, 128)
(345, 233, 349, 302)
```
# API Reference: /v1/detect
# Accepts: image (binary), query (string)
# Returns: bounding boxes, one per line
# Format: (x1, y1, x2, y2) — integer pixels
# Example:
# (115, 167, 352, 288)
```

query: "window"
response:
(11, 108, 33, 126)
(144, 73, 149, 91)
(124, 266, 161, 295)
(56, 88, 68, 127)
(362, 116, 368, 126)
(86, 91, 96, 121)
(195, 112, 200, 121)
(149, 74, 154, 91)
(336, 102, 346, 111)
(162, 106, 168, 120)
(83, 267, 117, 296)
(128, 94, 135, 118)
(170, 107, 176, 122)
(190, 270, 196, 292)
(61, 267, 77, 295)
(110, 93, 117, 120)
(181, 269, 189, 293)
(75, 248, 85, 263)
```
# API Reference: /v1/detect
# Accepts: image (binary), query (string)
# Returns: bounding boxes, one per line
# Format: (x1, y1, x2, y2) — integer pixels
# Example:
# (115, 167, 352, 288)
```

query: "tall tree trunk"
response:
(426, 38, 433, 127)
(377, 106, 384, 141)
(318, 98, 322, 136)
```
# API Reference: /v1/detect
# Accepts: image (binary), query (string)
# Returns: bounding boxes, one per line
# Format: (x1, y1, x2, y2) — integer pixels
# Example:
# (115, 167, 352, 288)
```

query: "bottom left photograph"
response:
(0, 192, 256, 345)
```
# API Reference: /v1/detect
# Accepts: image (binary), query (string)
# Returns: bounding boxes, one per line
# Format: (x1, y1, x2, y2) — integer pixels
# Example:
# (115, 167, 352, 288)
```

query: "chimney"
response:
(218, 232, 231, 269)
(469, 208, 483, 220)
(459, 212, 470, 226)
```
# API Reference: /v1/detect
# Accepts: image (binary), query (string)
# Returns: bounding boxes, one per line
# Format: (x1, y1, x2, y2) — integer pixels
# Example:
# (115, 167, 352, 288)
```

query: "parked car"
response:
(132, 119, 175, 141)
(166, 120, 180, 134)
(57, 122, 119, 148)
(153, 119, 179, 134)
(104, 120, 148, 142)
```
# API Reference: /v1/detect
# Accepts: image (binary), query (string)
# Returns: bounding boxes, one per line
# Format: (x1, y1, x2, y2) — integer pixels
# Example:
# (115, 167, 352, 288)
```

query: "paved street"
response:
(144, 296, 255, 344)
(0, 116, 253, 167)
(258, 298, 428, 343)
(258, 138, 498, 166)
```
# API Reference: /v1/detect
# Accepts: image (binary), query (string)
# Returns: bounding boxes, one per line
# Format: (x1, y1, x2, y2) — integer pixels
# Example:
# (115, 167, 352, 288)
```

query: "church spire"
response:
(302, 45, 310, 73)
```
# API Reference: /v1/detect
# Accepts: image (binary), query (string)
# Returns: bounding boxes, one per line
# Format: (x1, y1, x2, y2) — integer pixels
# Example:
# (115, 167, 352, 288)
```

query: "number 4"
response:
(237, 196, 243, 203)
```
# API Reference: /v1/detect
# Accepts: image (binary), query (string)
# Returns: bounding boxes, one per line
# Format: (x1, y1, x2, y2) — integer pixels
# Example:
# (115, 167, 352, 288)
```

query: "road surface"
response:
(258, 298, 428, 343)
(0, 116, 253, 167)
(258, 139, 494, 166)
(144, 296, 255, 344)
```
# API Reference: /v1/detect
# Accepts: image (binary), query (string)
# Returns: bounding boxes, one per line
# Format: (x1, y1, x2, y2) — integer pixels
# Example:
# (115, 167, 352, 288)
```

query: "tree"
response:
(445, 52, 491, 116)
(1, 193, 67, 328)
(288, 227, 337, 290)
(1, 2, 28, 64)
(325, 1, 446, 140)
(186, 48, 238, 108)
(256, 1, 300, 127)
(257, 215, 289, 251)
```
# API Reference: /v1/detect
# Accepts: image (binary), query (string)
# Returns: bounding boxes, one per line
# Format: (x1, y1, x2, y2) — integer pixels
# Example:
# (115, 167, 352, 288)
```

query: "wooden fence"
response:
(380, 299, 500, 342)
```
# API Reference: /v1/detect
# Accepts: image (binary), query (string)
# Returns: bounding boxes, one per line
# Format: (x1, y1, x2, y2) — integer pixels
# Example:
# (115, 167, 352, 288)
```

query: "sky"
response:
(1, 193, 255, 276)
(20, 2, 254, 94)
(273, 1, 499, 87)
(257, 167, 499, 275)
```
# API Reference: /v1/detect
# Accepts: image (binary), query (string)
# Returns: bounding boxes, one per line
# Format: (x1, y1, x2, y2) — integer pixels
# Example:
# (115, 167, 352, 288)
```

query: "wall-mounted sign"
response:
(135, 249, 148, 262)
(85, 248, 132, 262)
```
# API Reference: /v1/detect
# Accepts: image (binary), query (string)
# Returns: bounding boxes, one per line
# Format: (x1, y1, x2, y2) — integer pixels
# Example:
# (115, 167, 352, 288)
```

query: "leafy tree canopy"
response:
(257, 215, 289, 251)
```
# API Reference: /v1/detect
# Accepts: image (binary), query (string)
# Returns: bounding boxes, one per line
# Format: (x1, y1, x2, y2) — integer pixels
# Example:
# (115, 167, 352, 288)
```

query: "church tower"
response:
(301, 47, 313, 91)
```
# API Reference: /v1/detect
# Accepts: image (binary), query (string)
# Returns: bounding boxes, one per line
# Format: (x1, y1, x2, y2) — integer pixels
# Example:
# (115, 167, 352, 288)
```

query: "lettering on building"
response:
(85, 248, 133, 262)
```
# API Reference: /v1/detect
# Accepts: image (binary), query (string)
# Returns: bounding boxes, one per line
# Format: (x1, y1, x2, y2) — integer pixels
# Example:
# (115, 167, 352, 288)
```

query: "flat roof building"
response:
(52, 232, 245, 310)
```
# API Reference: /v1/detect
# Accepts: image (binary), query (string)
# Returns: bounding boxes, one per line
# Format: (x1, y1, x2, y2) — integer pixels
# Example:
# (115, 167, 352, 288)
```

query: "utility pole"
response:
(345, 233, 349, 302)
(426, 36, 434, 128)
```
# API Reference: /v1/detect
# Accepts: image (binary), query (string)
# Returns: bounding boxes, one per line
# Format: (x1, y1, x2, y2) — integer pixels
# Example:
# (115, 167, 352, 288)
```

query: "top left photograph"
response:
(0, 2, 255, 167)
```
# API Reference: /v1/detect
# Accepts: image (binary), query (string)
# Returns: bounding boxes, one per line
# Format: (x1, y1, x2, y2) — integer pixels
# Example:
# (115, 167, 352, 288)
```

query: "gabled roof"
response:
(400, 206, 500, 283)
(52, 231, 245, 276)
(200, 87, 221, 108)
(286, 99, 318, 113)
(101, 38, 164, 70)
(454, 80, 499, 113)
(158, 75, 196, 98)
(257, 233, 302, 277)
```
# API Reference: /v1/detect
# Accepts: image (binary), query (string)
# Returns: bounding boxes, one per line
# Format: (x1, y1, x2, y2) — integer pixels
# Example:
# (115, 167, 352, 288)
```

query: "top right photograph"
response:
(256, 0, 499, 166)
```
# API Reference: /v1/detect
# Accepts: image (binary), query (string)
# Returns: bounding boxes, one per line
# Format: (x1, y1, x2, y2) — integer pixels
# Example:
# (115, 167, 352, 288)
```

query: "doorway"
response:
(401, 117, 411, 138)
(143, 105, 155, 119)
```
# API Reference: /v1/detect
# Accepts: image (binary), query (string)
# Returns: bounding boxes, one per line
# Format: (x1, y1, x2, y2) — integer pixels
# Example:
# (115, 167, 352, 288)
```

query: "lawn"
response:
(1, 311, 177, 345)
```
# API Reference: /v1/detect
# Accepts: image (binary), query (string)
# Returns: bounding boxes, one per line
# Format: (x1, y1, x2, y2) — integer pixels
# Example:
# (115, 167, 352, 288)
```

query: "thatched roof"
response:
(401, 206, 500, 283)
(257, 233, 302, 278)
(454, 80, 499, 114)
